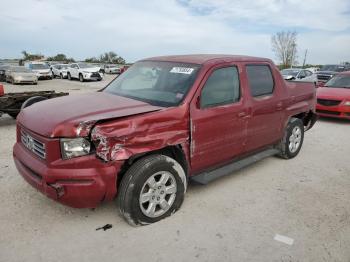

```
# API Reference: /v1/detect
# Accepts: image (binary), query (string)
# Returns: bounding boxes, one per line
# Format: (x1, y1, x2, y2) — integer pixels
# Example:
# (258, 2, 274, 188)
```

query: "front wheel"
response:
(118, 154, 187, 226)
(278, 118, 304, 159)
(79, 74, 84, 82)
(67, 72, 72, 80)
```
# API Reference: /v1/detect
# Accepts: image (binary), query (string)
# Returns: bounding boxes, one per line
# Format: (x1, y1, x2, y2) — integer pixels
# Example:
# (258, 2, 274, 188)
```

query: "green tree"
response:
(46, 53, 75, 63)
(21, 50, 44, 61)
(86, 51, 126, 64)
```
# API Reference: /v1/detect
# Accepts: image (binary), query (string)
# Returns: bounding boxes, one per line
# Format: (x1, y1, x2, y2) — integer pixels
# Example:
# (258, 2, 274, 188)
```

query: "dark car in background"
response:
(0, 65, 10, 82)
(317, 64, 350, 84)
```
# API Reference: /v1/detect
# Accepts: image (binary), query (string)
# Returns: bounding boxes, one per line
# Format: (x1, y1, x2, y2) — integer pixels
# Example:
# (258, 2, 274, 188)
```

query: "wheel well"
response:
(116, 145, 188, 191)
(292, 111, 314, 126)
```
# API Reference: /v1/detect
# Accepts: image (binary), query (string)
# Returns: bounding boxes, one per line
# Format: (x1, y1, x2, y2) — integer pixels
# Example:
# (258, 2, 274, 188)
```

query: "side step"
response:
(190, 148, 280, 185)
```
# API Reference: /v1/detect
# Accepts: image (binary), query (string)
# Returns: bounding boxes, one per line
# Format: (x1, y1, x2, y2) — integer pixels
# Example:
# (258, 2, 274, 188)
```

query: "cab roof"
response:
(142, 54, 273, 65)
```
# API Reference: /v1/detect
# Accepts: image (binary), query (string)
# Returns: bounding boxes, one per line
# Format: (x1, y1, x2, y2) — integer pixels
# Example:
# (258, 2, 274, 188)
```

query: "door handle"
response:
(238, 111, 250, 118)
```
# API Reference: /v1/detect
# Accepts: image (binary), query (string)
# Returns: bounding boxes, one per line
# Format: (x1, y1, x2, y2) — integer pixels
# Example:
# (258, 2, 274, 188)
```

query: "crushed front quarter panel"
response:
(91, 106, 190, 162)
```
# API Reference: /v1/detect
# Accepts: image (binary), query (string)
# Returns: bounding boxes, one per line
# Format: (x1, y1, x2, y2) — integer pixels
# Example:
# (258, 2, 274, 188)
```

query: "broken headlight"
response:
(60, 138, 91, 159)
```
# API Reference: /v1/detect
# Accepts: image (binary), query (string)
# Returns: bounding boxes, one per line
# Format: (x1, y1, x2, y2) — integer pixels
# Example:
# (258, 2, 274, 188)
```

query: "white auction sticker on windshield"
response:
(170, 67, 194, 74)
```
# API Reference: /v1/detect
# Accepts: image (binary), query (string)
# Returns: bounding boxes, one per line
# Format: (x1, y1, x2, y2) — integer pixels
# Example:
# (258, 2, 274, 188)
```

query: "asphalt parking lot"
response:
(0, 77, 349, 262)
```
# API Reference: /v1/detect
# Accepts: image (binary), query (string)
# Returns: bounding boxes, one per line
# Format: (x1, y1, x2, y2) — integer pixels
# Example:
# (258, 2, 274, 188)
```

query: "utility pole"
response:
(302, 49, 308, 68)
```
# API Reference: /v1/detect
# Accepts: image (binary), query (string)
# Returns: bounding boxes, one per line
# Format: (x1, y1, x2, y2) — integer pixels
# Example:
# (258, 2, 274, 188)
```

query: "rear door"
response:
(190, 63, 249, 173)
(70, 64, 79, 78)
(244, 64, 284, 152)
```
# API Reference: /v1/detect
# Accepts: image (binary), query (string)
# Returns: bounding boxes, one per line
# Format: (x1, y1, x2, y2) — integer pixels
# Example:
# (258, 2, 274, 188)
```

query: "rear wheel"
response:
(118, 154, 187, 226)
(278, 118, 304, 159)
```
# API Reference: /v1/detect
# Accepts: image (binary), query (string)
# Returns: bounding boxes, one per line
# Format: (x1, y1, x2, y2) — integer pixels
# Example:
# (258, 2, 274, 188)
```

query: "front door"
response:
(190, 64, 249, 173)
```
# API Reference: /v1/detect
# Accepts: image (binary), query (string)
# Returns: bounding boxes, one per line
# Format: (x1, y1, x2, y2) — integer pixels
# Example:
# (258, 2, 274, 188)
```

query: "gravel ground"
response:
(0, 77, 349, 262)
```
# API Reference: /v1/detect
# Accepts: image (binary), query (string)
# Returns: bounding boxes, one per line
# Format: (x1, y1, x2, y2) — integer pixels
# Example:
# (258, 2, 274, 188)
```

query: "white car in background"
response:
(305, 67, 320, 74)
(280, 68, 317, 84)
(24, 62, 52, 80)
(67, 63, 103, 82)
(103, 64, 121, 74)
(51, 64, 70, 79)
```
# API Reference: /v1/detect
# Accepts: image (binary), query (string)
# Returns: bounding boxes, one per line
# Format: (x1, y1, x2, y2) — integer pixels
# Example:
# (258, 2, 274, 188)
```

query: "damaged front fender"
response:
(90, 107, 190, 162)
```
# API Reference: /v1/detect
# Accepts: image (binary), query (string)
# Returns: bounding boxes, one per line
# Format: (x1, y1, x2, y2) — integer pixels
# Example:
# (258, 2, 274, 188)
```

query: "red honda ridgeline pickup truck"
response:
(13, 55, 317, 226)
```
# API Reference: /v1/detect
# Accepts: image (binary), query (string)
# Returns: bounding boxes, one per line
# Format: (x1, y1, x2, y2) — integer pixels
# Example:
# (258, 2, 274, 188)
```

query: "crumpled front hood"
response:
(18, 92, 164, 138)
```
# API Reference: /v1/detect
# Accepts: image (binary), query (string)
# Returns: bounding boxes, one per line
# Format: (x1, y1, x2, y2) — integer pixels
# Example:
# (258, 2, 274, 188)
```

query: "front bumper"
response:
(37, 75, 52, 80)
(83, 72, 103, 80)
(14, 78, 37, 84)
(316, 104, 350, 119)
(13, 141, 124, 208)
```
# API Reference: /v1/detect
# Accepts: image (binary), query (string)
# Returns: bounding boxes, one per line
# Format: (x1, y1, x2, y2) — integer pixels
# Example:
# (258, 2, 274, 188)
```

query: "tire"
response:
(21, 96, 48, 110)
(118, 154, 187, 226)
(67, 72, 72, 80)
(79, 74, 84, 82)
(278, 118, 304, 159)
(60, 73, 63, 79)
(7, 112, 19, 119)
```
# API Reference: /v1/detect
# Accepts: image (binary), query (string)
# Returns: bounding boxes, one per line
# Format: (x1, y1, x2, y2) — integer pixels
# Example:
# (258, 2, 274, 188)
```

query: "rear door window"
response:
(246, 65, 274, 97)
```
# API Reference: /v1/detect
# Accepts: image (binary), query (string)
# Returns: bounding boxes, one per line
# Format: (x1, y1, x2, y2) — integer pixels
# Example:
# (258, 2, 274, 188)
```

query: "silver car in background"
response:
(5, 66, 38, 85)
(280, 68, 317, 83)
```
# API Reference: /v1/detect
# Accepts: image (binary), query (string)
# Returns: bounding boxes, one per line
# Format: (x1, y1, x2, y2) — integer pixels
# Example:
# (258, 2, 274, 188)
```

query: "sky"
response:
(1, 0, 349, 64)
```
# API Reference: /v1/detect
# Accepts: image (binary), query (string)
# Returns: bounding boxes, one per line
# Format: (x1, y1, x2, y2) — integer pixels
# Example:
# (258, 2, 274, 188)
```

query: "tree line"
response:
(21, 51, 126, 64)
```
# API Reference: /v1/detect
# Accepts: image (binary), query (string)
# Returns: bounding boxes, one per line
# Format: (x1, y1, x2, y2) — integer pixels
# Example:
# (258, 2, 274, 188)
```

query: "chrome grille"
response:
(317, 74, 332, 82)
(21, 129, 46, 159)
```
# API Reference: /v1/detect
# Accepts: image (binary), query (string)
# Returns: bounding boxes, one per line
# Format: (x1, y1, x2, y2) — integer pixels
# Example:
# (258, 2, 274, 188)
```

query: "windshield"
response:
(104, 61, 201, 107)
(31, 64, 49, 70)
(78, 63, 93, 69)
(12, 67, 31, 73)
(320, 65, 346, 72)
(281, 69, 299, 76)
(325, 75, 350, 88)
(57, 64, 69, 69)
